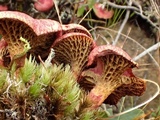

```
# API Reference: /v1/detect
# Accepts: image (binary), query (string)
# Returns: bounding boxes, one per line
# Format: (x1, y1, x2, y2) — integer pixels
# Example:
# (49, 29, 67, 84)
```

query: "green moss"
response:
(0, 57, 100, 119)
(0, 69, 7, 93)
(19, 55, 37, 83)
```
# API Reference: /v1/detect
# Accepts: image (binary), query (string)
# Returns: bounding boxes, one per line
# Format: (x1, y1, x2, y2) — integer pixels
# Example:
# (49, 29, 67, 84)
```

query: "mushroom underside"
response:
(52, 33, 95, 78)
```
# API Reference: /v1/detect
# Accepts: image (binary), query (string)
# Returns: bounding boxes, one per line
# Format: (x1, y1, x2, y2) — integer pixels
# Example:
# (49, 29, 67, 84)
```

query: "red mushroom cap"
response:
(0, 5, 8, 11)
(87, 45, 137, 67)
(34, 0, 54, 12)
(0, 11, 62, 62)
(93, 3, 114, 19)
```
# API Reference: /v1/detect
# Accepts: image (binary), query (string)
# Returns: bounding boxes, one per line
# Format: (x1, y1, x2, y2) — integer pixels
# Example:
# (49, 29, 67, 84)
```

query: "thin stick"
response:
(112, 1, 132, 45)
(106, 0, 159, 30)
(133, 42, 160, 61)
(53, 0, 62, 24)
(121, 27, 132, 48)
(78, 8, 92, 24)
(135, 11, 159, 30)
(105, 1, 139, 12)
(89, 26, 159, 67)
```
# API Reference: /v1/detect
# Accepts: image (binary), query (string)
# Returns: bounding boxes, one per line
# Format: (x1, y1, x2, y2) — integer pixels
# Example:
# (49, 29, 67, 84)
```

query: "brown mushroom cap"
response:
(80, 45, 146, 106)
(0, 11, 62, 62)
(52, 32, 96, 78)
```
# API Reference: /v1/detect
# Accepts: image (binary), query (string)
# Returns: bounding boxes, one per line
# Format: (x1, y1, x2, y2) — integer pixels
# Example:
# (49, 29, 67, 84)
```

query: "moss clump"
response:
(0, 55, 105, 119)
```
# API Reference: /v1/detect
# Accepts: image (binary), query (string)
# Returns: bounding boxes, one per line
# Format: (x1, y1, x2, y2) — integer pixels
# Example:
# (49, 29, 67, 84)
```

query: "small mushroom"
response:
(34, 0, 54, 12)
(93, 3, 114, 19)
(0, 5, 8, 11)
(80, 45, 146, 107)
(52, 32, 96, 78)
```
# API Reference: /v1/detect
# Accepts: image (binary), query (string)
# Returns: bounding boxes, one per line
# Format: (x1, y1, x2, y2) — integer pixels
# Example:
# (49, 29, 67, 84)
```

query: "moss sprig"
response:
(19, 55, 37, 83)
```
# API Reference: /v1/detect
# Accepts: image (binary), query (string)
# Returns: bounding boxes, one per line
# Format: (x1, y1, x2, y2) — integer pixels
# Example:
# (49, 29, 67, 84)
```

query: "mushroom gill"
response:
(104, 73, 146, 105)
(52, 32, 96, 79)
(0, 11, 35, 60)
(0, 11, 62, 66)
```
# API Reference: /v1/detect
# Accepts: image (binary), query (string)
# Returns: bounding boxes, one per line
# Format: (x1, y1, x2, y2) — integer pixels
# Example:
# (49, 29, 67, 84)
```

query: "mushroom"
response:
(0, 11, 62, 67)
(34, 0, 54, 12)
(93, 3, 114, 19)
(79, 45, 146, 107)
(0, 5, 8, 11)
(52, 32, 96, 79)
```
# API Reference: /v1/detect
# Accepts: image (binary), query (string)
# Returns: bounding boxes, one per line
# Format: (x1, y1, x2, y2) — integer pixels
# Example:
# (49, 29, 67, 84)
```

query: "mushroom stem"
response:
(87, 80, 120, 108)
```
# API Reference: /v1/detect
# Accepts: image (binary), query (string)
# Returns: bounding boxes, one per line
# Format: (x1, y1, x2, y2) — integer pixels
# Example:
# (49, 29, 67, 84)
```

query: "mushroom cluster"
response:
(0, 11, 146, 108)
(52, 39, 146, 108)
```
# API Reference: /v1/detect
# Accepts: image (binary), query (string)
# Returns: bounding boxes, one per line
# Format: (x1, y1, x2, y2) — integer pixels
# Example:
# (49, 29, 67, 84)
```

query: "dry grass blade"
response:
(53, 0, 62, 24)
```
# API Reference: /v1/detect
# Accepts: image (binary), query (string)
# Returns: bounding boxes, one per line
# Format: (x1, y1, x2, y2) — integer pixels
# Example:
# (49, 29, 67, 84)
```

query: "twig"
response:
(89, 26, 159, 67)
(3, 74, 12, 98)
(150, 0, 160, 17)
(106, 0, 159, 30)
(135, 11, 159, 30)
(38, 55, 47, 70)
(112, 0, 132, 45)
(0, 110, 5, 112)
(132, 1, 143, 15)
(53, 0, 62, 24)
(121, 27, 132, 48)
(78, 8, 92, 24)
(44, 48, 55, 68)
(105, 1, 139, 12)
(3, 82, 12, 98)
(133, 42, 160, 61)
(46, 9, 54, 19)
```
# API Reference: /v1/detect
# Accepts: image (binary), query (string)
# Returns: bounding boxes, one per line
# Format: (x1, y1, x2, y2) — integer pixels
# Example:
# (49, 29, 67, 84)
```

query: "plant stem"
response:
(133, 42, 160, 63)
(105, 1, 139, 11)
